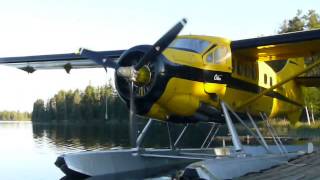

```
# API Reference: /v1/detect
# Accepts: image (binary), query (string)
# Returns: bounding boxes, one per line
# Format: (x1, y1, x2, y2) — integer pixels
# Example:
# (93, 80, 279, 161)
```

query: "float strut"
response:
(201, 123, 216, 149)
(167, 123, 174, 150)
(221, 102, 243, 152)
(224, 103, 270, 153)
(260, 113, 284, 154)
(247, 112, 270, 152)
(174, 124, 189, 148)
(206, 124, 220, 148)
(136, 119, 154, 150)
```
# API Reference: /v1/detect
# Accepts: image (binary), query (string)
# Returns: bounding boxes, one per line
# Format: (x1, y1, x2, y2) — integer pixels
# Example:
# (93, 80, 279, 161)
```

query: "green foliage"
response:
(302, 87, 320, 118)
(278, 10, 305, 33)
(278, 9, 320, 34)
(304, 10, 320, 29)
(31, 99, 46, 121)
(31, 83, 128, 122)
(259, 118, 320, 139)
(0, 111, 31, 121)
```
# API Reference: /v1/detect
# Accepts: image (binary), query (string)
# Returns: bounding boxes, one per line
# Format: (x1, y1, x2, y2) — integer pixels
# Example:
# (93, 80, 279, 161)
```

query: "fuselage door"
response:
(203, 45, 232, 94)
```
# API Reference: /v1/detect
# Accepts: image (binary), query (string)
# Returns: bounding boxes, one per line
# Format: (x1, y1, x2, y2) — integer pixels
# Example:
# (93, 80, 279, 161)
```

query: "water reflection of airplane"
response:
(0, 19, 319, 179)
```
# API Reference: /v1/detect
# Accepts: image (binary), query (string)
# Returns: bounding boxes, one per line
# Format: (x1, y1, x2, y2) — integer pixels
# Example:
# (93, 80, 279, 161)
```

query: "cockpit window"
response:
(169, 38, 210, 53)
(206, 46, 228, 64)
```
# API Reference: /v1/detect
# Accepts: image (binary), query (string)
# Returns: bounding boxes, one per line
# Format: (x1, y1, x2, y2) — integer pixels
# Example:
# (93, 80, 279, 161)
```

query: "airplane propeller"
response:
(129, 81, 138, 147)
(79, 18, 187, 147)
(134, 18, 187, 70)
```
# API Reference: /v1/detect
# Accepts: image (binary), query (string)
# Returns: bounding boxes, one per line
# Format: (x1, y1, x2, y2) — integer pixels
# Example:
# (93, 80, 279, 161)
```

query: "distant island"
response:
(0, 111, 31, 121)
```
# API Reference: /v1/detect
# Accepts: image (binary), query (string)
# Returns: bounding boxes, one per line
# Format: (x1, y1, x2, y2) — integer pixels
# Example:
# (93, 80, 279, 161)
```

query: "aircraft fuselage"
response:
(115, 35, 304, 124)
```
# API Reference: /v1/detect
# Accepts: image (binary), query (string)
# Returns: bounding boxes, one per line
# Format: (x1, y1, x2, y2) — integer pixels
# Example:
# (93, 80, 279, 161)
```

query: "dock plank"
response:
(237, 151, 320, 180)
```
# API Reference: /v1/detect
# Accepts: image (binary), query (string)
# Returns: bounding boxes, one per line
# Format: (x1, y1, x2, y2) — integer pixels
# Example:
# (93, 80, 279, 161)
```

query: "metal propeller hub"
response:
(117, 65, 152, 86)
(115, 45, 158, 99)
(134, 66, 152, 86)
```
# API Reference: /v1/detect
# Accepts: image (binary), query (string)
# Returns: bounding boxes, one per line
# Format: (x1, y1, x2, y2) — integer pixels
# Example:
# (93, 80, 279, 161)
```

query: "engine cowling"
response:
(115, 45, 166, 116)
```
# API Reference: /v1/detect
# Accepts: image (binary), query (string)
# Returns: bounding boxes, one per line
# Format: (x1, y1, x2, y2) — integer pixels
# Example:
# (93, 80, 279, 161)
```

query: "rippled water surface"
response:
(0, 121, 132, 180)
(0, 120, 201, 180)
(0, 121, 63, 180)
(0, 120, 215, 179)
(0, 120, 317, 180)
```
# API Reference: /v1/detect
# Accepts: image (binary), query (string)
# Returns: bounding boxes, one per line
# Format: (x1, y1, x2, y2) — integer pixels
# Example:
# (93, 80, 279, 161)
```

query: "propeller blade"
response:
(134, 18, 187, 70)
(78, 48, 118, 68)
(129, 81, 138, 147)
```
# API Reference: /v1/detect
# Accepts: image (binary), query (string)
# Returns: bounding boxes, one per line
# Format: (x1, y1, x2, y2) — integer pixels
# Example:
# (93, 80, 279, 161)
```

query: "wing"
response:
(231, 29, 320, 61)
(0, 50, 125, 73)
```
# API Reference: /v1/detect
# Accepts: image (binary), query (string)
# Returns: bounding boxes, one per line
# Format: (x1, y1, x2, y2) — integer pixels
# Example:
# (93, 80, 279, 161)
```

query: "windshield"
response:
(169, 38, 210, 53)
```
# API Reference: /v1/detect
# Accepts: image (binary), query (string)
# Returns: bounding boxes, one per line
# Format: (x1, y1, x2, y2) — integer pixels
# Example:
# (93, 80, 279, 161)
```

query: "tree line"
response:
(0, 111, 30, 121)
(32, 83, 129, 123)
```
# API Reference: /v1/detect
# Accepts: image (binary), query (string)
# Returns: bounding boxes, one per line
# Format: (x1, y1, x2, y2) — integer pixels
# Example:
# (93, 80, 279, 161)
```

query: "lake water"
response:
(0, 121, 317, 180)
(0, 120, 197, 180)
(0, 120, 225, 180)
(0, 121, 65, 180)
(0, 121, 133, 180)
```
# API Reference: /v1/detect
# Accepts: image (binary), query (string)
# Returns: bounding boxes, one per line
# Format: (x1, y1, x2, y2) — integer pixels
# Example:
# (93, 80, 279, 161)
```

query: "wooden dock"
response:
(237, 149, 320, 180)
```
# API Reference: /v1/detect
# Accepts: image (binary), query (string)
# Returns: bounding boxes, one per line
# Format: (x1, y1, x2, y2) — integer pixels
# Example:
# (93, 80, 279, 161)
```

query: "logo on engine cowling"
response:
(214, 74, 222, 81)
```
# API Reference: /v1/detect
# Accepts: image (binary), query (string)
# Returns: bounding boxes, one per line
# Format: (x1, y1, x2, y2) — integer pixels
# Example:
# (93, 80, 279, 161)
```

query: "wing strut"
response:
(236, 58, 320, 110)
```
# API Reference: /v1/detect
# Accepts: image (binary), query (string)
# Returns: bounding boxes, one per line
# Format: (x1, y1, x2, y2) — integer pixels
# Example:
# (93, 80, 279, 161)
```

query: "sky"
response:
(0, 0, 319, 112)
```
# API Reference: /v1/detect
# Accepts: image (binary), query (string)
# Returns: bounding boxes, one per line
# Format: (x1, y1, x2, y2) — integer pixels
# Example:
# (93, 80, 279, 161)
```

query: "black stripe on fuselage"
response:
(164, 61, 302, 107)
(133, 56, 301, 116)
